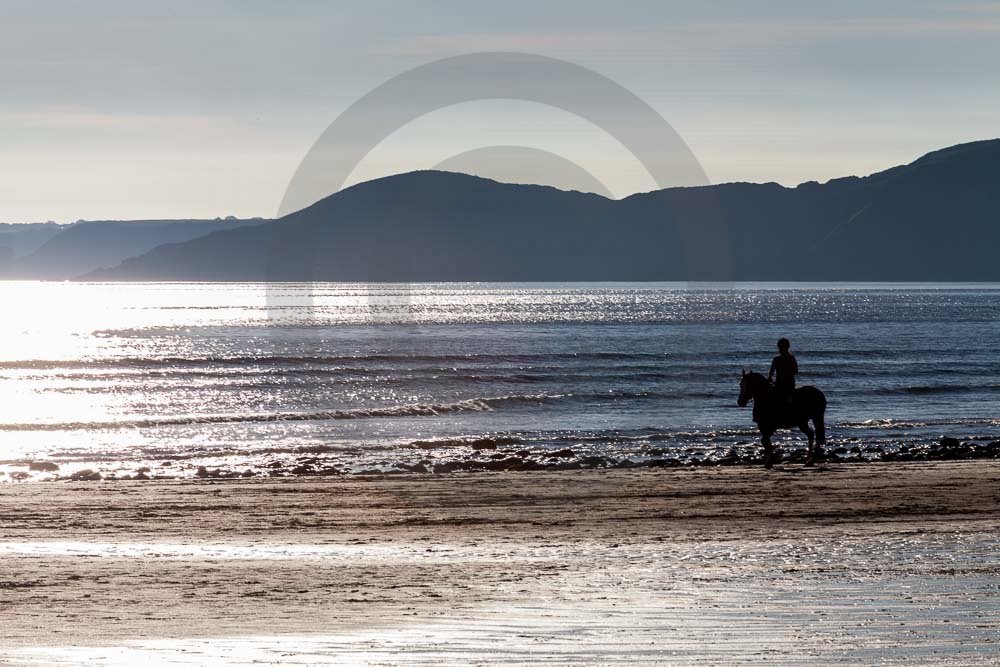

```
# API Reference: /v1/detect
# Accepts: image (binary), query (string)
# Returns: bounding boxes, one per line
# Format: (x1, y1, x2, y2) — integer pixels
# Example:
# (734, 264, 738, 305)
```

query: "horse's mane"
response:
(744, 371, 772, 393)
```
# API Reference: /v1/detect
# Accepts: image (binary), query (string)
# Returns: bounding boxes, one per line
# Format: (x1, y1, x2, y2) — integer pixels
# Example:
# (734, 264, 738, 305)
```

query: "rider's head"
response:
(777, 337, 791, 353)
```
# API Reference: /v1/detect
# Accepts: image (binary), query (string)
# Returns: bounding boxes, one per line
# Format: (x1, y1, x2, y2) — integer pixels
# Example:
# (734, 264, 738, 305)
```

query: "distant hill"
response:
(0, 222, 67, 268)
(87, 139, 1000, 281)
(5, 218, 269, 280)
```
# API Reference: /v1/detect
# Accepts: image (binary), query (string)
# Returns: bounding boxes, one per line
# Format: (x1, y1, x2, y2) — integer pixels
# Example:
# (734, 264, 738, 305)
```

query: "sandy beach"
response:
(1, 461, 998, 665)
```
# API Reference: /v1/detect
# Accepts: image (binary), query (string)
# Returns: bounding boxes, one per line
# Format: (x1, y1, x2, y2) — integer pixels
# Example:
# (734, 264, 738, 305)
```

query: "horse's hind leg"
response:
(813, 414, 826, 462)
(799, 421, 816, 466)
(800, 423, 815, 466)
(762, 432, 774, 469)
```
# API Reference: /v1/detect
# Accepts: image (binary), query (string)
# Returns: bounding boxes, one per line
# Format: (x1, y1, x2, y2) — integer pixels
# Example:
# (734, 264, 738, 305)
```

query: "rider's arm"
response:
(768, 357, 776, 381)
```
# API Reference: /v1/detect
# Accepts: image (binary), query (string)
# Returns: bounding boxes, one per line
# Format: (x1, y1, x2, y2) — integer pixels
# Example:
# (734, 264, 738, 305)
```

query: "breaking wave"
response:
(0, 394, 564, 432)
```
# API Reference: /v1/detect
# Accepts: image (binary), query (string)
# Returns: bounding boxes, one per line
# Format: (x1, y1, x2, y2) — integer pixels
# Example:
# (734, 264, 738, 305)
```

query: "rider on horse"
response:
(768, 337, 797, 404)
(739, 337, 826, 467)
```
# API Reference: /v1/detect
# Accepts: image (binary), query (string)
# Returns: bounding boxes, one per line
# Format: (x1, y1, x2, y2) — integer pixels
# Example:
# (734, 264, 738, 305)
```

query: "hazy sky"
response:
(2, 0, 999, 221)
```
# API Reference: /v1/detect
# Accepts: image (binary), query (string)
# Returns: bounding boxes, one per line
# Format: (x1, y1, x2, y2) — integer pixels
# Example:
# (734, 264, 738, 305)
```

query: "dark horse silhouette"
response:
(737, 370, 826, 467)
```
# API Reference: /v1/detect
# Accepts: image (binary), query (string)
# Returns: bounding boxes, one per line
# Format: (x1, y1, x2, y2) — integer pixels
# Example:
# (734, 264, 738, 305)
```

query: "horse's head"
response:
(738, 369, 765, 407)
(738, 369, 750, 407)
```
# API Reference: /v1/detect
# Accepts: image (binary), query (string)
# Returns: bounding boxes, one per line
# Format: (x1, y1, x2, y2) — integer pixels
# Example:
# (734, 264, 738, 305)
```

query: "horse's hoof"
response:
(805, 458, 815, 467)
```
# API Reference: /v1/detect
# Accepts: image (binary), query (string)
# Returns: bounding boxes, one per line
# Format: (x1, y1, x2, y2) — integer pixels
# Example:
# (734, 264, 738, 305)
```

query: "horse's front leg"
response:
(761, 429, 774, 469)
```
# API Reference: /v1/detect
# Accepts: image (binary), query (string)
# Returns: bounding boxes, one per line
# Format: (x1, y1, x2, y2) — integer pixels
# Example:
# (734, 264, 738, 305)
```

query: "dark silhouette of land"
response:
(10, 138, 1000, 282)
(1, 218, 268, 280)
(0, 222, 65, 268)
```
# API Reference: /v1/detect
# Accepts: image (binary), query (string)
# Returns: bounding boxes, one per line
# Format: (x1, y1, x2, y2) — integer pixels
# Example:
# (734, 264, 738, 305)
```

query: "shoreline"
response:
(2, 461, 998, 664)
(4, 434, 999, 483)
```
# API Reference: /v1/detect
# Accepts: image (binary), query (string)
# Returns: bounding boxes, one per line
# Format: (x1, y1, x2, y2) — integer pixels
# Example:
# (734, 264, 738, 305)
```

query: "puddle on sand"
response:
(7, 532, 998, 665)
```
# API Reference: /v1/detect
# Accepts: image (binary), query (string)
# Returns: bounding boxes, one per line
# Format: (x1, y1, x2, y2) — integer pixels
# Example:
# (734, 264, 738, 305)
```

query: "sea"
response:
(1, 282, 998, 480)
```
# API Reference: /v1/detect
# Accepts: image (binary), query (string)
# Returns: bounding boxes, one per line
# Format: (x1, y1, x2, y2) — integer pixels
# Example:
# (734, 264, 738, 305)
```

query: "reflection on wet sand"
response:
(2, 463, 998, 664)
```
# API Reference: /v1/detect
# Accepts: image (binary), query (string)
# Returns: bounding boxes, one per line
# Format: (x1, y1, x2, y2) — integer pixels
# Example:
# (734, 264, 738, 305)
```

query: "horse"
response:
(737, 370, 827, 468)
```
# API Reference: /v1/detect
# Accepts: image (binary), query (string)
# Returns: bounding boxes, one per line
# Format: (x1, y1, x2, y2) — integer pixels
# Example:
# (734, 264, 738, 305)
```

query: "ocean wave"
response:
(0, 352, 674, 371)
(838, 417, 1000, 429)
(6, 349, 888, 370)
(18, 393, 995, 438)
(545, 428, 761, 443)
(409, 436, 526, 450)
(0, 394, 563, 432)
(884, 384, 1000, 395)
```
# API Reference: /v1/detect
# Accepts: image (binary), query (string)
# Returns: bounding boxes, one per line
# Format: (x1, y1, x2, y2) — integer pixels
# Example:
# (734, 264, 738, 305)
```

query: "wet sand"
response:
(1, 461, 998, 664)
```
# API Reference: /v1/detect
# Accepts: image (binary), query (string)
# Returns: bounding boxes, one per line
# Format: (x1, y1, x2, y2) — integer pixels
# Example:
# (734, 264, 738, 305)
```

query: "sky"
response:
(2, 0, 999, 222)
